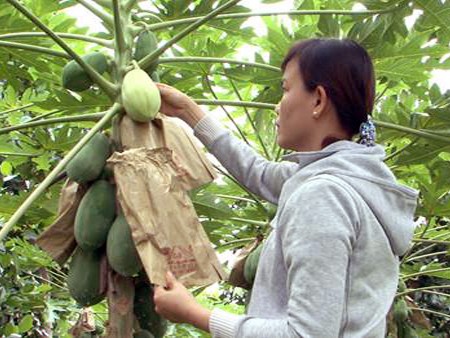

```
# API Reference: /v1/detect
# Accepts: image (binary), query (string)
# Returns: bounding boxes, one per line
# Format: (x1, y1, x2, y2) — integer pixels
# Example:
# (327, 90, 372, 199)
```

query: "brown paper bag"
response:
(108, 147, 226, 287)
(119, 114, 216, 191)
(36, 179, 86, 265)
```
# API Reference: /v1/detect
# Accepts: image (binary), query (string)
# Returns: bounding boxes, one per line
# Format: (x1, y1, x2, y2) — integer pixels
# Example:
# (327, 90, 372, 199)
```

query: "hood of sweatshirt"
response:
(282, 140, 419, 256)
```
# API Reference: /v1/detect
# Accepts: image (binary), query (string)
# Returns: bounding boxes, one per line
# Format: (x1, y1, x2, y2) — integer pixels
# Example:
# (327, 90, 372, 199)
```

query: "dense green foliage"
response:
(0, 0, 450, 336)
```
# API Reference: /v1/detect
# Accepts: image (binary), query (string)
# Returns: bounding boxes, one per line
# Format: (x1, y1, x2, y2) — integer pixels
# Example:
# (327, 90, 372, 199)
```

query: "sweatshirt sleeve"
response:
(210, 177, 359, 338)
(193, 115, 298, 204)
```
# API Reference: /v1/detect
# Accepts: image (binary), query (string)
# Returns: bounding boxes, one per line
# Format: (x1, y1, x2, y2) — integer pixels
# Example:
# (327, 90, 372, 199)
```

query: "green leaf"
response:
(18, 314, 34, 333)
(192, 192, 236, 219)
(1, 161, 13, 176)
(4, 323, 18, 335)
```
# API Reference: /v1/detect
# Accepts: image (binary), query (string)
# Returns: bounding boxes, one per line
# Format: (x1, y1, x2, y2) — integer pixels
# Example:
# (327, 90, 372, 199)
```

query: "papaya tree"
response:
(0, 0, 450, 336)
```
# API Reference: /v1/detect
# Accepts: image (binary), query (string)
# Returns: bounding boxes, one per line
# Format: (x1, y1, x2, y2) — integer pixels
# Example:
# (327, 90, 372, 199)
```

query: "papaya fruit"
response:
(66, 133, 110, 184)
(74, 180, 116, 250)
(393, 298, 409, 322)
(67, 247, 105, 307)
(134, 282, 167, 338)
(134, 30, 159, 74)
(122, 68, 161, 122)
(244, 244, 263, 285)
(62, 52, 108, 92)
(134, 330, 155, 338)
(107, 214, 142, 276)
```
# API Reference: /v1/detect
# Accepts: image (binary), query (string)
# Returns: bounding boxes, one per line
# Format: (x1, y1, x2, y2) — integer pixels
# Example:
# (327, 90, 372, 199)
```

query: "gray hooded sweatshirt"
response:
(193, 115, 419, 338)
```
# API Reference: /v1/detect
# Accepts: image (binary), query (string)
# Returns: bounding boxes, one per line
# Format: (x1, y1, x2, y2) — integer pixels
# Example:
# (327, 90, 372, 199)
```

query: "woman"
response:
(153, 38, 418, 338)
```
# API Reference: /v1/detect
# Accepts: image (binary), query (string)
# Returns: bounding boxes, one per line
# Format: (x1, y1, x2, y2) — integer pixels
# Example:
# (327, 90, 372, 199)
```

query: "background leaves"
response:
(1, 0, 450, 336)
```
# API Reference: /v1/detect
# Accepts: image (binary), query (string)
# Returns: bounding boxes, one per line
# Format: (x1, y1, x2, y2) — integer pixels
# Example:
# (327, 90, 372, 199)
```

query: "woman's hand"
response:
(154, 271, 211, 332)
(156, 83, 206, 127)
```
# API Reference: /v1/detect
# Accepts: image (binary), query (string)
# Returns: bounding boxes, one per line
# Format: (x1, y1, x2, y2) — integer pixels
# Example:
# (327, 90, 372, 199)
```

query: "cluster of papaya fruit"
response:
(60, 29, 167, 337)
(62, 29, 161, 123)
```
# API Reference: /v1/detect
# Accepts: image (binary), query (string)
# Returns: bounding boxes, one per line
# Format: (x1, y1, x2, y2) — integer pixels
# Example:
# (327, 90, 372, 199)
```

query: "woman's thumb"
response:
(165, 270, 176, 289)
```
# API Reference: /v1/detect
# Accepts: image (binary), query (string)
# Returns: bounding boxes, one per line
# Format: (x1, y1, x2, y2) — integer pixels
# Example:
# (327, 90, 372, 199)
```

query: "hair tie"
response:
(359, 117, 376, 147)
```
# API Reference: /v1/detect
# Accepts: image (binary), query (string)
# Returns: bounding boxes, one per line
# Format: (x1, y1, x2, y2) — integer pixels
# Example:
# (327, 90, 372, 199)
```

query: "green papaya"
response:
(62, 52, 108, 92)
(393, 298, 409, 322)
(134, 330, 155, 338)
(107, 214, 142, 276)
(134, 282, 167, 338)
(67, 247, 105, 307)
(66, 133, 110, 184)
(74, 180, 116, 250)
(94, 323, 105, 335)
(122, 68, 161, 122)
(244, 244, 263, 285)
(134, 30, 159, 74)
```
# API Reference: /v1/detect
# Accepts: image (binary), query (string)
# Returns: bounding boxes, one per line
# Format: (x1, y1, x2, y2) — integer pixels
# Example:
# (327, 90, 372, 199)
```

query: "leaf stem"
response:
(139, 0, 242, 70)
(396, 284, 450, 297)
(217, 237, 254, 249)
(27, 109, 63, 122)
(204, 75, 251, 146)
(0, 32, 112, 47)
(375, 120, 450, 143)
(148, 7, 400, 31)
(195, 99, 275, 110)
(213, 164, 268, 216)
(407, 306, 450, 319)
(158, 56, 279, 72)
(76, 0, 114, 29)
(411, 238, 450, 245)
(0, 103, 35, 117)
(0, 152, 41, 157)
(0, 40, 69, 59)
(404, 250, 448, 263)
(0, 103, 121, 242)
(0, 113, 104, 135)
(401, 267, 450, 280)
(215, 194, 257, 204)
(228, 75, 271, 159)
(6, 0, 118, 99)
(230, 217, 268, 226)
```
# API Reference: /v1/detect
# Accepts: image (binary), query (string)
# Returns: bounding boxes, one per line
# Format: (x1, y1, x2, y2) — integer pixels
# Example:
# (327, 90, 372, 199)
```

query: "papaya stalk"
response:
(0, 32, 113, 48)
(139, 0, 242, 71)
(0, 103, 121, 242)
(147, 6, 401, 31)
(6, 0, 118, 100)
(112, 0, 128, 69)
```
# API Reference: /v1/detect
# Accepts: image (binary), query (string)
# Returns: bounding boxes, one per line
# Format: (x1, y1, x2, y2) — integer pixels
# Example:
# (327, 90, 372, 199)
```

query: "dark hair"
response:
(281, 38, 375, 137)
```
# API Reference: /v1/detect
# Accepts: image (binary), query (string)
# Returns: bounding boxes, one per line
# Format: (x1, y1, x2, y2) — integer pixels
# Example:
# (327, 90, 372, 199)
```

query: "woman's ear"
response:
(314, 85, 328, 114)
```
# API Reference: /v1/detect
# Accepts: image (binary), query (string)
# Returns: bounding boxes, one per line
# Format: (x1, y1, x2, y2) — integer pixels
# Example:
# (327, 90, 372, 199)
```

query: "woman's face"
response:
(276, 59, 318, 151)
